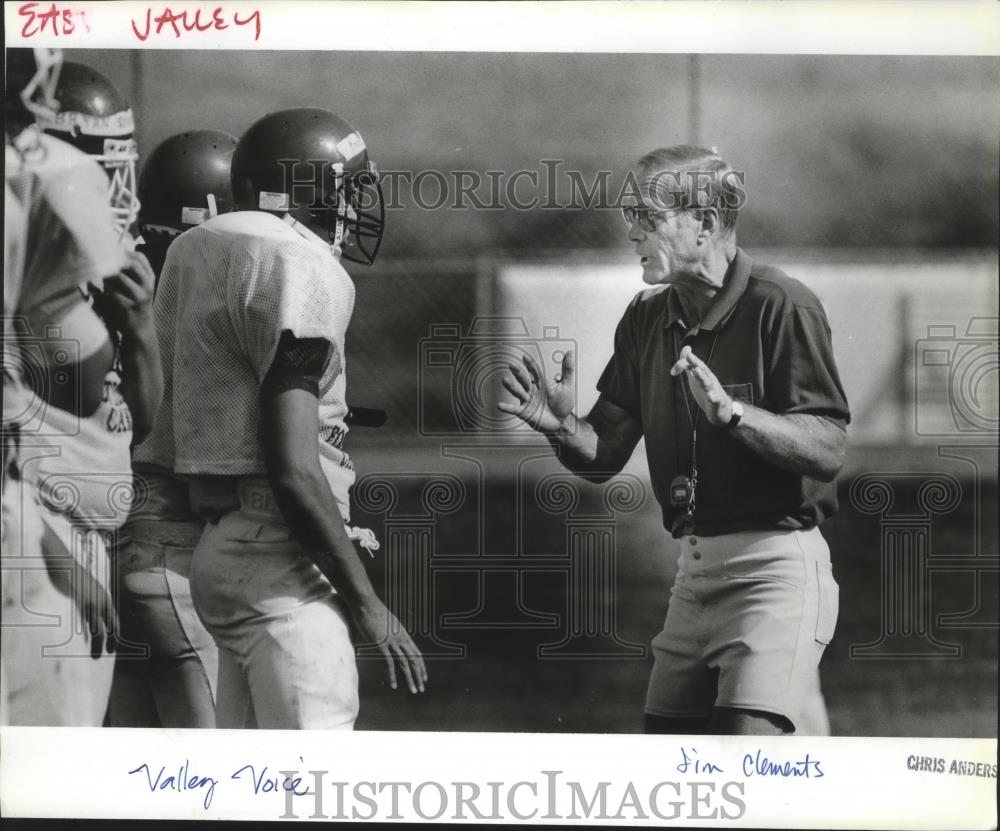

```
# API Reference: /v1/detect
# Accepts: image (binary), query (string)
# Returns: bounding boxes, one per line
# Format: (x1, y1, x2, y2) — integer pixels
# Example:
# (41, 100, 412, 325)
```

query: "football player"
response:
(2, 49, 129, 725)
(135, 129, 238, 280)
(135, 108, 425, 728)
(110, 129, 237, 727)
(33, 61, 141, 242)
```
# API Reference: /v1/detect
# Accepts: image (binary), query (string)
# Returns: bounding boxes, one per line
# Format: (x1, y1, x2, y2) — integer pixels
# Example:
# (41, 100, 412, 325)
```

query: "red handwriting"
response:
(131, 6, 261, 42)
(19, 2, 91, 37)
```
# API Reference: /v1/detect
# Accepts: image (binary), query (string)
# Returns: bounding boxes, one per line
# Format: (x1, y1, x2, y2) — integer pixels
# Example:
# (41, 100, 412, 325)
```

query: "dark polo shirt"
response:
(597, 248, 850, 537)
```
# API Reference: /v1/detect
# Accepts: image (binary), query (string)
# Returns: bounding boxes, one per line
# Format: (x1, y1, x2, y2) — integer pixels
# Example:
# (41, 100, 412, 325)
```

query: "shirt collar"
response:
(281, 213, 343, 260)
(663, 287, 688, 330)
(662, 247, 752, 334)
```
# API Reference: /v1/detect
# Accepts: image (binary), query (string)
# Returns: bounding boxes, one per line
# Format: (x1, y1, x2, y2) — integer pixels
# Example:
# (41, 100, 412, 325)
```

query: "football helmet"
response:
(231, 108, 385, 265)
(138, 129, 237, 241)
(35, 61, 139, 238)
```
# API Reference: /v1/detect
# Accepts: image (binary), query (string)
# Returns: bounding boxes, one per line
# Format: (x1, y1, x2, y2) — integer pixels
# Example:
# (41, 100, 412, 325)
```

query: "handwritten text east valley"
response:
(131, 6, 262, 42)
(16, 3, 261, 41)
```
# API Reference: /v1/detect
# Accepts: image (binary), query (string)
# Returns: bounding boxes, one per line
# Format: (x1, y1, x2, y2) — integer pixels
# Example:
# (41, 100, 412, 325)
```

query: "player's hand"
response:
(350, 598, 428, 694)
(499, 350, 576, 434)
(96, 250, 156, 339)
(670, 345, 734, 427)
(75, 568, 120, 658)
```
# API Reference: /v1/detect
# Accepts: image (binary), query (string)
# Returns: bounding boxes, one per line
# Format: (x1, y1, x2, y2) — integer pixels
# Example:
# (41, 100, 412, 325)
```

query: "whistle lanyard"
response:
(671, 327, 720, 521)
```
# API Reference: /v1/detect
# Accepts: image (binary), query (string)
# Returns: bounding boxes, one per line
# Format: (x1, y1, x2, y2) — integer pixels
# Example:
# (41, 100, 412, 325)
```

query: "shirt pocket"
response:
(722, 383, 754, 405)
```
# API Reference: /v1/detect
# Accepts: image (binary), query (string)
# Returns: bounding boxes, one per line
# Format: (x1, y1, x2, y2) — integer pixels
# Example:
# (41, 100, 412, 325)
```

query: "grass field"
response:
(351, 469, 998, 737)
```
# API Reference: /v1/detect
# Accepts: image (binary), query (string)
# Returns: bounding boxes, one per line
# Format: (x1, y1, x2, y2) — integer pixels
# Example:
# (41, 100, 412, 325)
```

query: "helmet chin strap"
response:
(281, 211, 344, 261)
(330, 220, 345, 260)
(331, 162, 347, 254)
(278, 162, 349, 260)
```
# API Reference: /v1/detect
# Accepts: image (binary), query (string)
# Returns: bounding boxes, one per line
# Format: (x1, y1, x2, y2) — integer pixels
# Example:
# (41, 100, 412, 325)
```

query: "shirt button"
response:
(692, 551, 701, 560)
(689, 537, 698, 545)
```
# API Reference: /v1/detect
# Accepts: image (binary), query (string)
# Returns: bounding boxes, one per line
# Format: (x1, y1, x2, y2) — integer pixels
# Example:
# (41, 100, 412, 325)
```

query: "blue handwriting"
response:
(676, 746, 725, 774)
(128, 759, 219, 810)
(742, 748, 824, 778)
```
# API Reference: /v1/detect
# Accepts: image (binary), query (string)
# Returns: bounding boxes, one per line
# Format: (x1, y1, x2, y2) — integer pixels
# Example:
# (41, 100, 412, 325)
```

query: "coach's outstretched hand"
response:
(351, 597, 428, 694)
(499, 350, 576, 434)
(670, 344, 735, 427)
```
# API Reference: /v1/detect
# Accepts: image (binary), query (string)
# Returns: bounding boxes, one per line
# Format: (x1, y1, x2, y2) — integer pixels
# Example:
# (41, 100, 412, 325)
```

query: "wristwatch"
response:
(723, 399, 744, 430)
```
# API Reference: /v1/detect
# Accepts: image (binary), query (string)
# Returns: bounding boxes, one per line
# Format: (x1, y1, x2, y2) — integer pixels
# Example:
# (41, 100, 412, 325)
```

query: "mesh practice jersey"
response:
(6, 133, 126, 324)
(4, 133, 125, 449)
(135, 211, 357, 519)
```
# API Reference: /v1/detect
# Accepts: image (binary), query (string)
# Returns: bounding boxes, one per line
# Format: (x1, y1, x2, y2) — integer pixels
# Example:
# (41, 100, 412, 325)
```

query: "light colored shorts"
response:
(644, 527, 839, 730)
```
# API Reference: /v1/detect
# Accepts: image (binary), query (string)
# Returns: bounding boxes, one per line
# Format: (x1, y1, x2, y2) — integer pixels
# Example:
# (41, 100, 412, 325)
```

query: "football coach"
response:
(500, 144, 850, 736)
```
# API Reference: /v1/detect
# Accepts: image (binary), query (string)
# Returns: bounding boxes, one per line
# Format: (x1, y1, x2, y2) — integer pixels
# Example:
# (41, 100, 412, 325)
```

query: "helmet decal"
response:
(45, 108, 135, 138)
(335, 132, 366, 161)
(258, 191, 291, 211)
(180, 206, 209, 226)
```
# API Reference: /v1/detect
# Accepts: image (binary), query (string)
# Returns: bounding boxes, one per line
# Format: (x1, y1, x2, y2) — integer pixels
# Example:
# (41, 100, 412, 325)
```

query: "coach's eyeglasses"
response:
(621, 205, 686, 232)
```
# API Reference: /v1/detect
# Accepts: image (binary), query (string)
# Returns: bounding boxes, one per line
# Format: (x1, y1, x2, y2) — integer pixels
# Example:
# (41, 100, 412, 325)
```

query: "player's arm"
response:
(96, 251, 163, 443)
(36, 348, 114, 418)
(62, 339, 115, 418)
(259, 331, 427, 694)
(499, 352, 643, 483)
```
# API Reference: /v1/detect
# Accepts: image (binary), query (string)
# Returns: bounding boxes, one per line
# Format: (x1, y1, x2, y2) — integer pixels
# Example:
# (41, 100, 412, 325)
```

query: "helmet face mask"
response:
(342, 163, 385, 265)
(95, 137, 140, 239)
(19, 48, 63, 123)
(306, 161, 385, 265)
(5, 48, 63, 146)
(35, 61, 140, 240)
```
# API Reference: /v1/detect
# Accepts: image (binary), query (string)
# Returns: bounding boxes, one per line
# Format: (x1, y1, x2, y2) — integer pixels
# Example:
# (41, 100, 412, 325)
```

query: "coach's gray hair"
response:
(637, 144, 743, 233)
